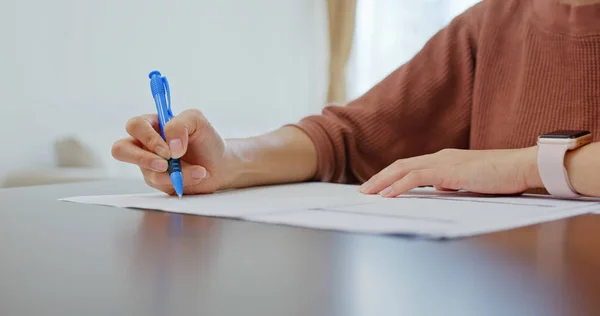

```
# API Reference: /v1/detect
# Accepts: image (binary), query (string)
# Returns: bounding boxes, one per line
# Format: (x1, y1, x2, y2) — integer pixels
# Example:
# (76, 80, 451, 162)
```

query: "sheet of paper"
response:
(62, 183, 376, 218)
(60, 183, 600, 239)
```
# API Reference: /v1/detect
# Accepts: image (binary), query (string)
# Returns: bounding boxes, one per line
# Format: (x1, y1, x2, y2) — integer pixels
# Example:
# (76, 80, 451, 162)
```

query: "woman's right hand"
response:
(111, 109, 236, 195)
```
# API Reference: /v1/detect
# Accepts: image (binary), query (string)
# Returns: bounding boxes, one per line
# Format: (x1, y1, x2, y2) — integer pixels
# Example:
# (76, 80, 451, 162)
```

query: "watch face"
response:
(539, 130, 591, 139)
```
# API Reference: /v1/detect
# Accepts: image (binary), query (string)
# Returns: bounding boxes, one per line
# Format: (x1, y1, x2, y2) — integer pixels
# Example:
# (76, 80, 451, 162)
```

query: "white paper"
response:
(60, 183, 600, 239)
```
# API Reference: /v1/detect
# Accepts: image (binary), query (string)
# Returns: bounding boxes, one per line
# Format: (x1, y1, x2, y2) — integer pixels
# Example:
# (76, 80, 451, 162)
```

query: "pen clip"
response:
(162, 76, 173, 118)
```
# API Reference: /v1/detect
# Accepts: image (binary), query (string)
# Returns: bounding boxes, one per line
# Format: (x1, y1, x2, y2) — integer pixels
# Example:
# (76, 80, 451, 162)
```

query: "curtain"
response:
(346, 0, 481, 100)
(326, 0, 357, 103)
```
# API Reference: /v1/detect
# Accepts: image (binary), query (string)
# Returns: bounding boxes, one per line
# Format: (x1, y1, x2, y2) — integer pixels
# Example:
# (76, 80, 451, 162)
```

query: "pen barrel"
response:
(153, 94, 170, 138)
(167, 158, 182, 175)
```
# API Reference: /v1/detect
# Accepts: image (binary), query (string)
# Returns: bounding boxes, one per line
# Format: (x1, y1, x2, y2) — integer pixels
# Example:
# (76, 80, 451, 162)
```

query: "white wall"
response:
(0, 0, 328, 183)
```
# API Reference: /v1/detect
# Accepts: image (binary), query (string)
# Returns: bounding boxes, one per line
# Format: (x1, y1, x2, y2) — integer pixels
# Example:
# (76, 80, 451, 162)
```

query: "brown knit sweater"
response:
(295, 0, 600, 184)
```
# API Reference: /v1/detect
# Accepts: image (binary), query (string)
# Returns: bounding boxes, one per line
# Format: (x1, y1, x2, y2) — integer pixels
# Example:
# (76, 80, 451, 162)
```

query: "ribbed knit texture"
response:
(295, 0, 600, 184)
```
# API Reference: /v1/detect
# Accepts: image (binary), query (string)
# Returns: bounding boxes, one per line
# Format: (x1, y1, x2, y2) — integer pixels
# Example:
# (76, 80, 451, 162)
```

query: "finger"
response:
(434, 185, 458, 192)
(162, 109, 206, 158)
(361, 155, 435, 194)
(126, 114, 171, 159)
(112, 137, 168, 172)
(380, 169, 446, 198)
(132, 113, 161, 133)
(142, 161, 209, 190)
(360, 162, 408, 194)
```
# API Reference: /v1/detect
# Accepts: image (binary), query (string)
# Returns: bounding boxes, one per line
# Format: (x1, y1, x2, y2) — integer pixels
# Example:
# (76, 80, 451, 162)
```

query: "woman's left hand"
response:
(360, 147, 543, 197)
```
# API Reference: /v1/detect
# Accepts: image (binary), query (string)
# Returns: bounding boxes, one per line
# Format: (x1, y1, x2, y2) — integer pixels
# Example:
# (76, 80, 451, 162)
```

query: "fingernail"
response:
(151, 159, 168, 171)
(379, 187, 392, 196)
(192, 167, 207, 180)
(169, 139, 183, 157)
(156, 146, 171, 159)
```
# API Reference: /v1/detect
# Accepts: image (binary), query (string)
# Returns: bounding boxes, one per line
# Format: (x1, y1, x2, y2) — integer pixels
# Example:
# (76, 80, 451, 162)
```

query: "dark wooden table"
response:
(1, 180, 600, 316)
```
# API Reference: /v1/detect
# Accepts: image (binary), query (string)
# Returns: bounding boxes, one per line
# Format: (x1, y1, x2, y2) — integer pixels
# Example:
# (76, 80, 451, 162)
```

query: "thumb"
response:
(163, 109, 206, 158)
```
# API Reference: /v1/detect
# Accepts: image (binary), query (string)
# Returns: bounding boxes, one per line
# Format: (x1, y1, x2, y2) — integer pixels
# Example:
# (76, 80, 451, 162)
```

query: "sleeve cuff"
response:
(286, 117, 337, 182)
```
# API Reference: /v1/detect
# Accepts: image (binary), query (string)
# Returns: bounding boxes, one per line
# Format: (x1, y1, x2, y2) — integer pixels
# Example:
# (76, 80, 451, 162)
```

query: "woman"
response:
(111, 0, 600, 198)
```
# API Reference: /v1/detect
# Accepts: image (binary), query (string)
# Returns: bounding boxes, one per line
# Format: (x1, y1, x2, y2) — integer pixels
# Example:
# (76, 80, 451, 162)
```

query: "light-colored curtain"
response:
(346, 0, 481, 100)
(327, 0, 357, 103)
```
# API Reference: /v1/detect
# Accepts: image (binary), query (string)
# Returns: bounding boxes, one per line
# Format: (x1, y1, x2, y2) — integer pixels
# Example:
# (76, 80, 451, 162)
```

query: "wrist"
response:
(220, 135, 281, 190)
(220, 140, 251, 190)
(220, 127, 318, 190)
(521, 145, 544, 190)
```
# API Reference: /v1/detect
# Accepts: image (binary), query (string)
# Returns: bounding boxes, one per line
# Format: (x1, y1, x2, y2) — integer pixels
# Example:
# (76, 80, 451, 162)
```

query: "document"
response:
(60, 183, 600, 239)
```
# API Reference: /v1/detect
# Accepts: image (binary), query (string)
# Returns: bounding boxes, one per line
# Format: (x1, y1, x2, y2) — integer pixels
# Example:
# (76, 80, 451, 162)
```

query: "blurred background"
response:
(0, 0, 479, 188)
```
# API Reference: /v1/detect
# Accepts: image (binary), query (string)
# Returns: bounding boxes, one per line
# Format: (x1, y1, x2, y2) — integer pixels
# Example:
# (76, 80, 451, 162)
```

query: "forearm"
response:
(525, 142, 600, 197)
(223, 126, 318, 189)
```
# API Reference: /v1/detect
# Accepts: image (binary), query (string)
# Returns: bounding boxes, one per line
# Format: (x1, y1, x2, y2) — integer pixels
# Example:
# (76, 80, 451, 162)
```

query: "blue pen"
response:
(148, 70, 184, 197)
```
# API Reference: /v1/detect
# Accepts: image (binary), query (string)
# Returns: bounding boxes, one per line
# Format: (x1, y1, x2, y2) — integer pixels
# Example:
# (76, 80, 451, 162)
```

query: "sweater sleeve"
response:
(293, 3, 485, 184)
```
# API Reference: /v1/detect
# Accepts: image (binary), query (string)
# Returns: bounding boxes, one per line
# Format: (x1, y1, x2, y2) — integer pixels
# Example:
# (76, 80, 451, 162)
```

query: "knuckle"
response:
(146, 172, 159, 186)
(111, 141, 123, 159)
(392, 167, 407, 177)
(140, 169, 155, 186)
(387, 163, 406, 178)
(185, 108, 213, 132)
(438, 148, 458, 155)
(407, 170, 423, 182)
(133, 152, 147, 167)
(164, 120, 183, 134)
(144, 135, 162, 150)
(125, 116, 144, 134)
(391, 159, 404, 168)
(168, 109, 204, 131)
(143, 176, 154, 188)
(141, 169, 155, 186)
(437, 148, 449, 155)
(144, 175, 168, 193)
(193, 126, 211, 144)
(182, 108, 204, 119)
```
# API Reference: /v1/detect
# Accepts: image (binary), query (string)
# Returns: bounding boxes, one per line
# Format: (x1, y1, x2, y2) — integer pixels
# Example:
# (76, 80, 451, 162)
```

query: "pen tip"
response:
(177, 194, 182, 199)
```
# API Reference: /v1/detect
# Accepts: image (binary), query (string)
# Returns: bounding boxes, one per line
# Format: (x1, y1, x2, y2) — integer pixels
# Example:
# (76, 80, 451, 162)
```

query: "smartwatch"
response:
(537, 130, 592, 198)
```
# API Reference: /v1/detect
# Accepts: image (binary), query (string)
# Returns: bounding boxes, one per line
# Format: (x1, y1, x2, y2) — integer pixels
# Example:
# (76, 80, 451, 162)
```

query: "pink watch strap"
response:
(537, 144, 579, 199)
